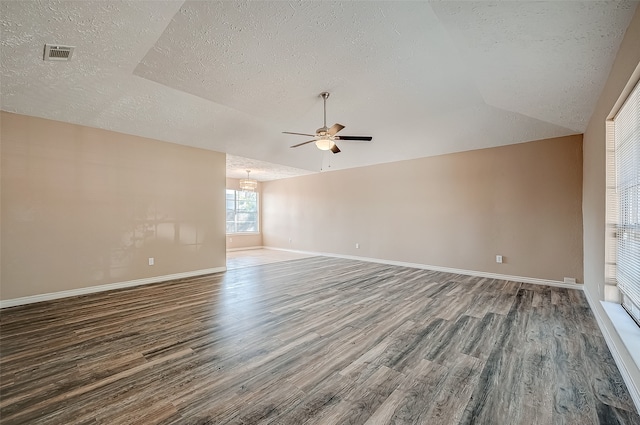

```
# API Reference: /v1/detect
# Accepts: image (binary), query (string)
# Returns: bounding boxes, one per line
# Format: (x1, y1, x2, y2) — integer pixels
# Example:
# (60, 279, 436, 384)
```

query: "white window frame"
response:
(605, 64, 640, 327)
(226, 189, 260, 234)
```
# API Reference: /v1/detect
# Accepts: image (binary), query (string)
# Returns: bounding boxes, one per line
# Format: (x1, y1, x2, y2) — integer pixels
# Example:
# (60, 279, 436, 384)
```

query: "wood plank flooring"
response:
(1, 257, 638, 424)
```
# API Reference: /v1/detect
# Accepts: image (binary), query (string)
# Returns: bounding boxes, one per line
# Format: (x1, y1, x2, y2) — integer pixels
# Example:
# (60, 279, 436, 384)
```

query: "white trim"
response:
(601, 301, 640, 369)
(607, 61, 640, 119)
(263, 246, 581, 289)
(226, 246, 264, 252)
(0, 267, 227, 309)
(584, 288, 640, 412)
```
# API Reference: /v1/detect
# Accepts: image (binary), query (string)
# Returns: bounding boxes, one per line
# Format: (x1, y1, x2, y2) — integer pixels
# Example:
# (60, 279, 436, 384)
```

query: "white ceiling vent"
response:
(43, 44, 75, 61)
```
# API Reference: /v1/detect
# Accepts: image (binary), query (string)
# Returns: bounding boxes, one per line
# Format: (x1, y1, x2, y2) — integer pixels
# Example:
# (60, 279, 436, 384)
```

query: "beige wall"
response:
(582, 6, 640, 391)
(1, 112, 226, 300)
(225, 177, 263, 250)
(263, 135, 583, 283)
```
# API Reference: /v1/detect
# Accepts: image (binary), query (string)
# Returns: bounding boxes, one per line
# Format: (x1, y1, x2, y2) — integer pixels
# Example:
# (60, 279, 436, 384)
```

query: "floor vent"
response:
(43, 44, 74, 61)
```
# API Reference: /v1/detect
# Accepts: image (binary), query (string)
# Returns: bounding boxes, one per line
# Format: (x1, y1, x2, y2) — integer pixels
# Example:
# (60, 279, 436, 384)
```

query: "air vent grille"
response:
(43, 44, 75, 61)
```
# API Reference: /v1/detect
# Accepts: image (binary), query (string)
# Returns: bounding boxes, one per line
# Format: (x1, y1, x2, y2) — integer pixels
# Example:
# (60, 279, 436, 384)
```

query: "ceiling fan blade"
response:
(283, 131, 316, 137)
(290, 140, 316, 148)
(335, 136, 373, 141)
(330, 144, 341, 154)
(328, 123, 345, 136)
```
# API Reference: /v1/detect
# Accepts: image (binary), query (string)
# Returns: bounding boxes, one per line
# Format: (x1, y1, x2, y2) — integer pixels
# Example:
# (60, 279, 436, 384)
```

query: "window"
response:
(226, 189, 259, 233)
(610, 79, 640, 325)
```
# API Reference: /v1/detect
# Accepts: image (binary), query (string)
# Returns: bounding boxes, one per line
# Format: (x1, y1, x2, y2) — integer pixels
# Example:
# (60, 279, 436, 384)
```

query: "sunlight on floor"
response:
(226, 248, 315, 270)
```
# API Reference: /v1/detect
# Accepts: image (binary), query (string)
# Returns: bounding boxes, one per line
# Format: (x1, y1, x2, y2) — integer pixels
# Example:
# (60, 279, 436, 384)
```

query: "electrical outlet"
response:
(563, 277, 577, 284)
(288, 238, 292, 244)
(496, 255, 503, 264)
(148, 257, 154, 266)
(229, 237, 232, 242)
(355, 243, 360, 249)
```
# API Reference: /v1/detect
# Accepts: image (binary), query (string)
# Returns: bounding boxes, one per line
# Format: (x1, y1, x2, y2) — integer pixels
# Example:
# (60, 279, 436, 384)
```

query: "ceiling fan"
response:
(283, 92, 372, 154)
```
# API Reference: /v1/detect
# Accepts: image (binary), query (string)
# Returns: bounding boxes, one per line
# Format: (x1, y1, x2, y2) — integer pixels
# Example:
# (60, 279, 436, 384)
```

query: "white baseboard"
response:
(584, 289, 640, 412)
(226, 246, 264, 252)
(0, 266, 227, 309)
(263, 246, 581, 289)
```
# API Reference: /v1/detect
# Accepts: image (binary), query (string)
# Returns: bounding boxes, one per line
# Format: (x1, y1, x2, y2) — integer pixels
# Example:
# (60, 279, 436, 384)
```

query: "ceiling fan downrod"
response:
(321, 92, 330, 132)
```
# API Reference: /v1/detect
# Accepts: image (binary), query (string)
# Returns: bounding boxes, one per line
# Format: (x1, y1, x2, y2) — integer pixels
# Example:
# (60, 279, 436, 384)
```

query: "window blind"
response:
(614, 79, 640, 324)
(605, 120, 618, 285)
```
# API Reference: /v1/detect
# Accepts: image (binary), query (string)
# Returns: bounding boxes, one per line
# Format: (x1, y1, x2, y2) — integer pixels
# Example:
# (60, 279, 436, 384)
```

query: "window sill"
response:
(601, 301, 640, 370)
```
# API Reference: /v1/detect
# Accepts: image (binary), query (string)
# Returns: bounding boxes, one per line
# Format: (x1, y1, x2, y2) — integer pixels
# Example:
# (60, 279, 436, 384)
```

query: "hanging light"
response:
(315, 137, 335, 151)
(239, 170, 258, 192)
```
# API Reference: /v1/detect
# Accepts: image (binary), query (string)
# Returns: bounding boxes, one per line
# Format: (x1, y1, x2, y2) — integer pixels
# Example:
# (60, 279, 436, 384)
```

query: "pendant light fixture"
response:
(239, 170, 257, 192)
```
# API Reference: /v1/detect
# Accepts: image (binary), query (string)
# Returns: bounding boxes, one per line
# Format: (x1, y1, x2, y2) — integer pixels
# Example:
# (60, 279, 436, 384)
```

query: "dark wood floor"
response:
(1, 257, 638, 424)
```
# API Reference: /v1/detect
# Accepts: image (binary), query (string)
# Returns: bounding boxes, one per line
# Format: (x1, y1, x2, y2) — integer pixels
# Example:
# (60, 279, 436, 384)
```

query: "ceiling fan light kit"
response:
(283, 92, 372, 154)
(315, 138, 334, 151)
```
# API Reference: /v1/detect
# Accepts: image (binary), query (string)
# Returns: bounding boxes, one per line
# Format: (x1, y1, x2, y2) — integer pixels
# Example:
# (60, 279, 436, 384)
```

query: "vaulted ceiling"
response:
(1, 1, 637, 180)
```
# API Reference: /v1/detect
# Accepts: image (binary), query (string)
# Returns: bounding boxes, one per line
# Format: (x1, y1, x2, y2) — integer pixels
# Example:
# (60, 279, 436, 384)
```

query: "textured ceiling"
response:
(226, 155, 314, 182)
(1, 1, 637, 179)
